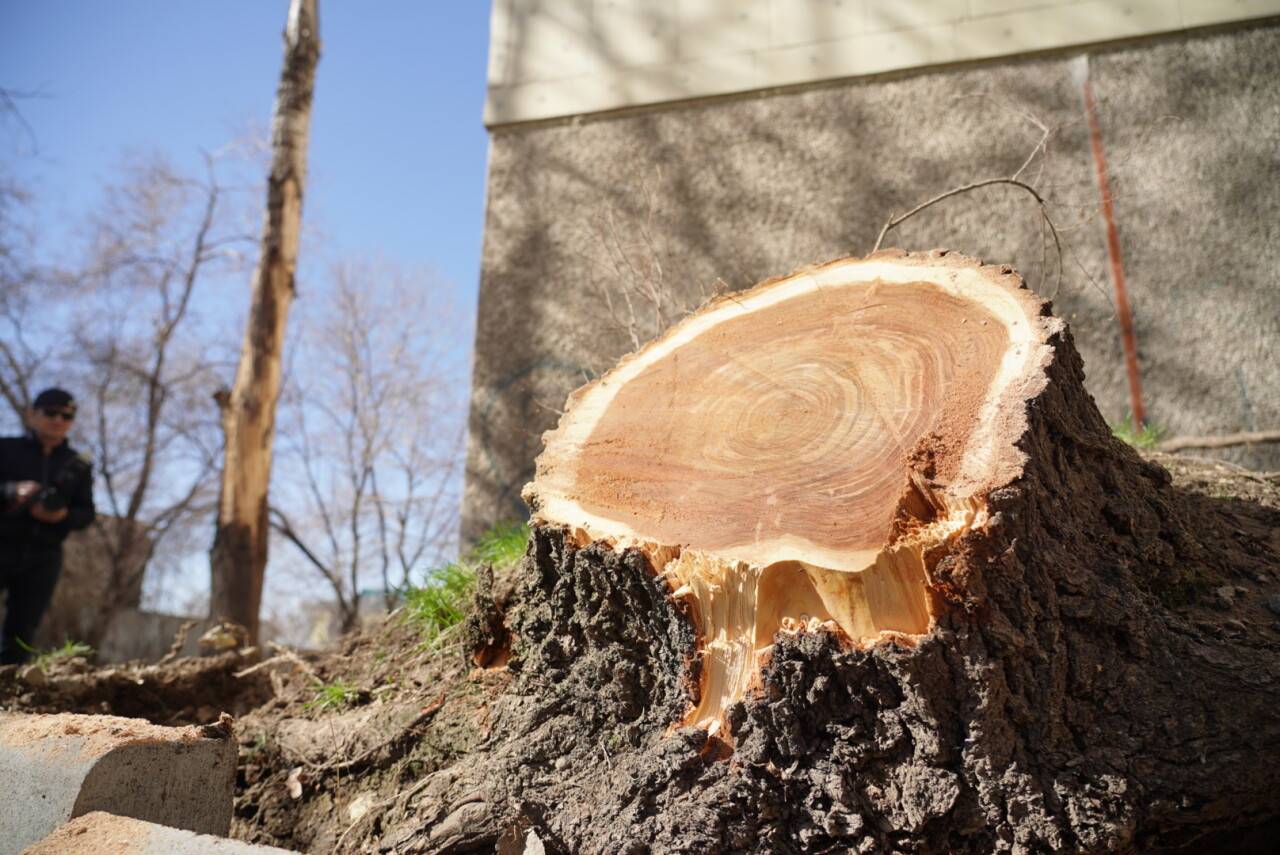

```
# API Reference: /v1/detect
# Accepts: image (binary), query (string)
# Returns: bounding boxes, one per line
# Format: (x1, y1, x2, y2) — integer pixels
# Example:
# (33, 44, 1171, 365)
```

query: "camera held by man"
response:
(0, 388, 96, 665)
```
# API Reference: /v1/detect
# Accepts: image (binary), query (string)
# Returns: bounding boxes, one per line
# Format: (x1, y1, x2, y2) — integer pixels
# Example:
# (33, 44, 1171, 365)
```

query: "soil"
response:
(1, 450, 1277, 854)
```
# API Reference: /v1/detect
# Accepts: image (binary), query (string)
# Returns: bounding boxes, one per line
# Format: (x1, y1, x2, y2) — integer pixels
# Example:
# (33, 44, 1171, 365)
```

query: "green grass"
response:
(16, 638, 94, 668)
(245, 732, 272, 760)
(304, 678, 360, 711)
(1112, 419, 1165, 450)
(400, 521, 529, 646)
(402, 562, 475, 644)
(466, 520, 531, 568)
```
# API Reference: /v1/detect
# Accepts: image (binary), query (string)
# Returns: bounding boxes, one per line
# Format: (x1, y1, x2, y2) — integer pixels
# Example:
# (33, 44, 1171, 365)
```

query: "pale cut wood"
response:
(209, 0, 319, 643)
(525, 250, 1058, 729)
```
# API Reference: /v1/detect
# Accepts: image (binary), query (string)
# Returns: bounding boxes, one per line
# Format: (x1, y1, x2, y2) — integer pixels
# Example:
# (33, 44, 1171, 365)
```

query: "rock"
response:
(524, 828, 547, 855)
(18, 665, 46, 687)
(198, 621, 250, 656)
(286, 766, 306, 800)
(0, 712, 235, 855)
(1267, 593, 1280, 616)
(24, 811, 295, 854)
(348, 794, 374, 822)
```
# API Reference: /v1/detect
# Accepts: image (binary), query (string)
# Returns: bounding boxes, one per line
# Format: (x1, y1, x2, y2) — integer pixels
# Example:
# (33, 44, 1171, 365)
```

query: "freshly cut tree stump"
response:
(527, 252, 1057, 732)
(393, 251, 1278, 855)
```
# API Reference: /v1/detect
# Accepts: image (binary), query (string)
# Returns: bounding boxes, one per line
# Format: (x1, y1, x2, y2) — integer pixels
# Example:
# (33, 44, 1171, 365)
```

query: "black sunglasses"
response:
(40, 408, 76, 421)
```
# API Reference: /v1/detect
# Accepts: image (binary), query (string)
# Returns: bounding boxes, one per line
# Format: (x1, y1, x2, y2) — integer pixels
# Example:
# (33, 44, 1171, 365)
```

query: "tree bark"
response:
(209, 0, 319, 643)
(377, 251, 1279, 854)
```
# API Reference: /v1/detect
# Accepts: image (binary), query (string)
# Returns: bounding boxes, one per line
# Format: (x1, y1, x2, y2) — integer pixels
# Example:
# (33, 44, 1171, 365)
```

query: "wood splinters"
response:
(524, 251, 1056, 732)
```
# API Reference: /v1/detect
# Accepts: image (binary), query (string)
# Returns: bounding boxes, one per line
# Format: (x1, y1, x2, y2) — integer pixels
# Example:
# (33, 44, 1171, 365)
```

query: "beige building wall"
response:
(464, 5, 1280, 540)
(486, 0, 1280, 125)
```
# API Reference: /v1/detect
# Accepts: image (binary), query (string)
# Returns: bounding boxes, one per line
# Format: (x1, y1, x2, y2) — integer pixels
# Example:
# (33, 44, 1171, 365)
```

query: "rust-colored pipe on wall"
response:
(1077, 56, 1146, 428)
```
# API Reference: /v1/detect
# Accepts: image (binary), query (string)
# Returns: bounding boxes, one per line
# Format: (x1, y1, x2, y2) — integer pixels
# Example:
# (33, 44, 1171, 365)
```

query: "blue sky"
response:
(0, 0, 493, 304)
(1, 2, 495, 620)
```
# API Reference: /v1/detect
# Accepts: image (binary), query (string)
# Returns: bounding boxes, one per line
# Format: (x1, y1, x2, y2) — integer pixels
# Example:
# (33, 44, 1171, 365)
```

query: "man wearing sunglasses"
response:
(0, 387, 96, 665)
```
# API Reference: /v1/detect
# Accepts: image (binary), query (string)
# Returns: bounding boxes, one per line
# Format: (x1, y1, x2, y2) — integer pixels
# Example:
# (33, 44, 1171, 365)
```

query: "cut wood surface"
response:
(526, 251, 1059, 730)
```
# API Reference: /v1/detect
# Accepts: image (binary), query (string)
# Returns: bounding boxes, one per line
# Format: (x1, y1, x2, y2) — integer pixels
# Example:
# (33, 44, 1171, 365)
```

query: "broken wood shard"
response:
(524, 251, 1056, 729)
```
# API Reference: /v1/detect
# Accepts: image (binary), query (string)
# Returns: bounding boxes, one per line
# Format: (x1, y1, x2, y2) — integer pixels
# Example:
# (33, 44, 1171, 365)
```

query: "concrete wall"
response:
(486, 0, 1280, 124)
(463, 19, 1280, 540)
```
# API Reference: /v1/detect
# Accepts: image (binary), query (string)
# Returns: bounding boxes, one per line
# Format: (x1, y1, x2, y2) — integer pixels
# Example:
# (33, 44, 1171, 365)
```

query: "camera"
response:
(36, 455, 91, 513)
(36, 486, 68, 512)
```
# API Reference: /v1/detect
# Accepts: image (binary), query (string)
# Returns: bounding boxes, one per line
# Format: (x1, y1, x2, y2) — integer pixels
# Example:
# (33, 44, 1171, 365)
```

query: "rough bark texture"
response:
(366, 273, 1279, 853)
(210, 0, 319, 642)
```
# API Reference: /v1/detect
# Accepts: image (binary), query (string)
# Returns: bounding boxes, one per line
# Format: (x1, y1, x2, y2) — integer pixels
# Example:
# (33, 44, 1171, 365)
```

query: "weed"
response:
(466, 520, 530, 569)
(1112, 419, 1164, 450)
(400, 521, 529, 646)
(403, 563, 474, 645)
(305, 679, 360, 711)
(244, 732, 272, 760)
(16, 638, 94, 668)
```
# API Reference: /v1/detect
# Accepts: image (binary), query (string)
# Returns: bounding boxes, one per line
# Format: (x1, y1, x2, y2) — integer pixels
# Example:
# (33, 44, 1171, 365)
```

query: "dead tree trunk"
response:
(378, 251, 1280, 855)
(209, 0, 319, 643)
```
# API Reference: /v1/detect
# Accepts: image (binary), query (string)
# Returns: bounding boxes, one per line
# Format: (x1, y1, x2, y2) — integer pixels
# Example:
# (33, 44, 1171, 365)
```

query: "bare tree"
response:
(270, 260, 465, 633)
(0, 89, 53, 423)
(63, 151, 253, 642)
(210, 0, 320, 642)
(0, 175, 48, 422)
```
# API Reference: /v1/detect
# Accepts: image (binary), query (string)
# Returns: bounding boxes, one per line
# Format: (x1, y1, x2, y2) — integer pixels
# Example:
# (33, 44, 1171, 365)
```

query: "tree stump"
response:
(407, 251, 1279, 854)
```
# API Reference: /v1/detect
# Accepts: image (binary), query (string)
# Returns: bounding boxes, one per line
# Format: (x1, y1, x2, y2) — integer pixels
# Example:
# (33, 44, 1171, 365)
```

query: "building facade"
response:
(464, 0, 1280, 540)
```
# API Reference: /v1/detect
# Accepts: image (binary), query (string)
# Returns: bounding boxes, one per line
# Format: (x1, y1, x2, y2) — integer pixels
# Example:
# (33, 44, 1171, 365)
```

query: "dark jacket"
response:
(0, 432, 96, 551)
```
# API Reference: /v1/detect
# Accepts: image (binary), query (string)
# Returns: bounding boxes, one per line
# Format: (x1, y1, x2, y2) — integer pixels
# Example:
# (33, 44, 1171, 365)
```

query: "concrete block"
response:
(0, 713, 236, 855)
(953, 0, 1175, 59)
(507, 0, 599, 81)
(970, 0, 1071, 15)
(23, 811, 295, 854)
(770, 0, 867, 48)
(595, 0, 678, 68)
(1181, 0, 1280, 28)
(677, 0, 771, 59)
(760, 38, 866, 86)
(865, 0, 970, 34)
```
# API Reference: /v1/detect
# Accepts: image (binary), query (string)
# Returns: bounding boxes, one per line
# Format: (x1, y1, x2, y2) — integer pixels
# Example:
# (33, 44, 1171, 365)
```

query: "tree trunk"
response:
(209, 0, 319, 643)
(383, 251, 1279, 854)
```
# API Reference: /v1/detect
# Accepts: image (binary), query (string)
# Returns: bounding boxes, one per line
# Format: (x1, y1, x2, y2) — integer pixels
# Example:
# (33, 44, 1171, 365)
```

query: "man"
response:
(0, 388, 95, 665)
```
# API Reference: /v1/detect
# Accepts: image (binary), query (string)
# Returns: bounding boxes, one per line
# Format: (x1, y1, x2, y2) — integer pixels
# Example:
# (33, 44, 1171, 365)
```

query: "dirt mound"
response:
(232, 613, 512, 852)
(0, 649, 272, 725)
(3, 452, 1276, 854)
(239, 452, 1280, 855)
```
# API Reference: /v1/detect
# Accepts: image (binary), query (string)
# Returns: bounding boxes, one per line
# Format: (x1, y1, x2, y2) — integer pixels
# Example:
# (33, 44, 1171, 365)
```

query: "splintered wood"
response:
(524, 251, 1053, 732)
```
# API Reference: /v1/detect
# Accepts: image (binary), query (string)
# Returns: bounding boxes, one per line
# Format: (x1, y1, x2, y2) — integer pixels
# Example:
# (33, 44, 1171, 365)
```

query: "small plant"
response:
(16, 638, 94, 668)
(468, 520, 530, 569)
(304, 679, 360, 711)
(400, 521, 529, 646)
(402, 562, 475, 644)
(244, 732, 271, 760)
(1112, 419, 1164, 450)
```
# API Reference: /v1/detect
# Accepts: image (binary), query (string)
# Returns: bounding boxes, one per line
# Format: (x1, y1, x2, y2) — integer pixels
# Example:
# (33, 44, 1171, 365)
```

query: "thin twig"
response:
(872, 177, 1063, 296)
(298, 692, 447, 775)
(233, 654, 287, 679)
(265, 642, 321, 682)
